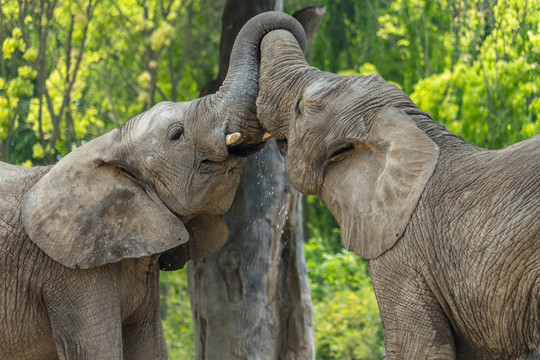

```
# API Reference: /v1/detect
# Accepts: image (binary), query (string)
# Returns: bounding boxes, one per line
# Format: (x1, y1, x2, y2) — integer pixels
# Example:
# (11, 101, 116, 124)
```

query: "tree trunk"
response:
(188, 1, 324, 359)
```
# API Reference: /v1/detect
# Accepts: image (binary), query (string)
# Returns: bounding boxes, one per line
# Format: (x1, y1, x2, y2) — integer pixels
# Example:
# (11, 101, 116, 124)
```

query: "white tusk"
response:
(225, 132, 243, 146)
(262, 132, 273, 142)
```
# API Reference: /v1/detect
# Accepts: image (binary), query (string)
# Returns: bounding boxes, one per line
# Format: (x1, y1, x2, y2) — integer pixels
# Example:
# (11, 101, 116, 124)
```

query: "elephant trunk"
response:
(257, 29, 316, 140)
(215, 11, 307, 153)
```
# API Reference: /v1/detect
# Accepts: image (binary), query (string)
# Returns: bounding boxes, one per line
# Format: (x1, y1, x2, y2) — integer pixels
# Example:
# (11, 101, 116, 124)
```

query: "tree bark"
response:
(188, 1, 324, 359)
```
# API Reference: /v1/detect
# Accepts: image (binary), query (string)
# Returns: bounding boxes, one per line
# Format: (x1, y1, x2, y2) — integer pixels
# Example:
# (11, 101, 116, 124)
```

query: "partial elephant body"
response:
(0, 163, 166, 359)
(370, 129, 540, 358)
(0, 164, 57, 359)
(246, 15, 540, 359)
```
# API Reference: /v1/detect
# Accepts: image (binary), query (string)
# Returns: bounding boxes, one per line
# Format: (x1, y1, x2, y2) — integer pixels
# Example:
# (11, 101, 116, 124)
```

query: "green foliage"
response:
(306, 228, 384, 359)
(410, 0, 540, 148)
(303, 195, 341, 252)
(160, 270, 195, 359)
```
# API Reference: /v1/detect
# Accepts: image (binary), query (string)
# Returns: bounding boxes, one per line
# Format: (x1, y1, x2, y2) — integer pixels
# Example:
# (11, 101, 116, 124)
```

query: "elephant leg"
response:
(43, 266, 124, 360)
(370, 261, 456, 358)
(380, 303, 456, 359)
(121, 279, 167, 360)
(47, 297, 123, 360)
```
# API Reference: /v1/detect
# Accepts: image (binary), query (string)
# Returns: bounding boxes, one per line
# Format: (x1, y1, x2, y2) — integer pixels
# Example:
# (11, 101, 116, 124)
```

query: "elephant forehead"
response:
(304, 78, 334, 97)
(303, 76, 372, 118)
(304, 76, 348, 103)
(131, 102, 188, 140)
(350, 74, 411, 108)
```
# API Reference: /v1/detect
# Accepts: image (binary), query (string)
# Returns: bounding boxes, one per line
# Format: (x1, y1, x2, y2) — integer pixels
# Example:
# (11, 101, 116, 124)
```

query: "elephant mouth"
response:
(198, 156, 247, 174)
(227, 141, 266, 157)
(275, 138, 288, 157)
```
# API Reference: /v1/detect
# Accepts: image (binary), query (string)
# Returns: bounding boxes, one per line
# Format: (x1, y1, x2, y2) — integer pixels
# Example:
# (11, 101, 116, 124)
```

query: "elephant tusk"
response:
(262, 132, 273, 142)
(225, 132, 243, 146)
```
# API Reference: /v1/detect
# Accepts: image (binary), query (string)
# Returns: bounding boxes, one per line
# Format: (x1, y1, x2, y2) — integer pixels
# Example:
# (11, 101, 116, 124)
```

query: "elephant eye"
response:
(169, 127, 184, 141)
(326, 142, 355, 163)
(330, 143, 354, 159)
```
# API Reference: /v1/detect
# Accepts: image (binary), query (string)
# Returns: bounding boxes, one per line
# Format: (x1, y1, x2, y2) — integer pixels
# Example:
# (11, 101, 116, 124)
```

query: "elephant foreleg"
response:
(381, 310, 456, 359)
(370, 261, 456, 358)
(121, 273, 167, 360)
(47, 300, 123, 360)
(44, 269, 124, 360)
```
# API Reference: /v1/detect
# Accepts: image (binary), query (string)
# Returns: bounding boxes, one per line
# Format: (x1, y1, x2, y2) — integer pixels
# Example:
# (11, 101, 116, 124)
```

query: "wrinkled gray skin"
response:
(253, 21, 540, 359)
(0, 12, 306, 360)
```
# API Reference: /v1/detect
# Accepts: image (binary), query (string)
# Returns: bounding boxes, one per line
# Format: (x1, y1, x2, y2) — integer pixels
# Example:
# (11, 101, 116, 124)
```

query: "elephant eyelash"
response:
(170, 128, 184, 141)
(327, 143, 355, 162)
(119, 166, 137, 181)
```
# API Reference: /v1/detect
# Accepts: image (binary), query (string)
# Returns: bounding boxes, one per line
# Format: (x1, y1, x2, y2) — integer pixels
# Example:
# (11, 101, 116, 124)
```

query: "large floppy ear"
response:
(21, 129, 189, 269)
(159, 214, 228, 271)
(323, 107, 439, 259)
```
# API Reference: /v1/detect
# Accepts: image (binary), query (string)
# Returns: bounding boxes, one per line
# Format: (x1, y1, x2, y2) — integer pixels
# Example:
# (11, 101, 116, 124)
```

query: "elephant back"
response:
(0, 162, 52, 246)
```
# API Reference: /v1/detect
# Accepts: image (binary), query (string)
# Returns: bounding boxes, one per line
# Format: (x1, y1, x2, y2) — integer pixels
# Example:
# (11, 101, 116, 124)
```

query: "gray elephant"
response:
(0, 14, 306, 360)
(248, 12, 538, 359)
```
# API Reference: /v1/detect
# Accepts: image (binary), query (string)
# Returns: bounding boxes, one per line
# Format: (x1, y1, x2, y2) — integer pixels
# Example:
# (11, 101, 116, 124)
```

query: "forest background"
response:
(1, 0, 539, 358)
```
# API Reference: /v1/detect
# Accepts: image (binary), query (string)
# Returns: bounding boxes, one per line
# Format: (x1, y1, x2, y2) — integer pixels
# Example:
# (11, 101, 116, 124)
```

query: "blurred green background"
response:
(2, 0, 539, 358)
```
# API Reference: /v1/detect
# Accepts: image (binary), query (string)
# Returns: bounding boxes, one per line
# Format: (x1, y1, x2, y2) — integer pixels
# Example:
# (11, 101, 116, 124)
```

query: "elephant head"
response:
(254, 24, 439, 259)
(21, 101, 245, 270)
(20, 12, 307, 270)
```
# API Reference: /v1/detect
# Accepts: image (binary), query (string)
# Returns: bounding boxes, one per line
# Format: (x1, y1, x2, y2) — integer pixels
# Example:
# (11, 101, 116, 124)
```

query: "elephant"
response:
(245, 12, 539, 359)
(0, 13, 306, 360)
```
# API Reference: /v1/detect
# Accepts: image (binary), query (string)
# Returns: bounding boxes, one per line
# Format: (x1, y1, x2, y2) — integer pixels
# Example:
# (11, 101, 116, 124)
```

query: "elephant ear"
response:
(323, 107, 439, 259)
(159, 214, 228, 271)
(21, 130, 189, 269)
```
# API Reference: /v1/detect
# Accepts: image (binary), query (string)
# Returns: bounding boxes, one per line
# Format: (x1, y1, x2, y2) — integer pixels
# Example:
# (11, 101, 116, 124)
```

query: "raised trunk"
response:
(258, 29, 314, 139)
(187, 2, 324, 359)
(212, 10, 306, 151)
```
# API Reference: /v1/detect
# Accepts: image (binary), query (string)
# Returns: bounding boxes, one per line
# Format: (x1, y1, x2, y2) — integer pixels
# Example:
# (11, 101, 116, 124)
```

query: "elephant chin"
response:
(159, 214, 229, 271)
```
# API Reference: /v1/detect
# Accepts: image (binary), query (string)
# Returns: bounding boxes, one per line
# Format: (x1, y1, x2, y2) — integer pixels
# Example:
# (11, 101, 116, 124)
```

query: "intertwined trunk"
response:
(187, 1, 323, 359)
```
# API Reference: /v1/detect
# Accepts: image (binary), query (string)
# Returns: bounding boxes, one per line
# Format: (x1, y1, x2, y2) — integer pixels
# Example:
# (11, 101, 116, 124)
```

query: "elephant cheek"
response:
(201, 170, 243, 216)
(212, 174, 242, 214)
(283, 149, 320, 195)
